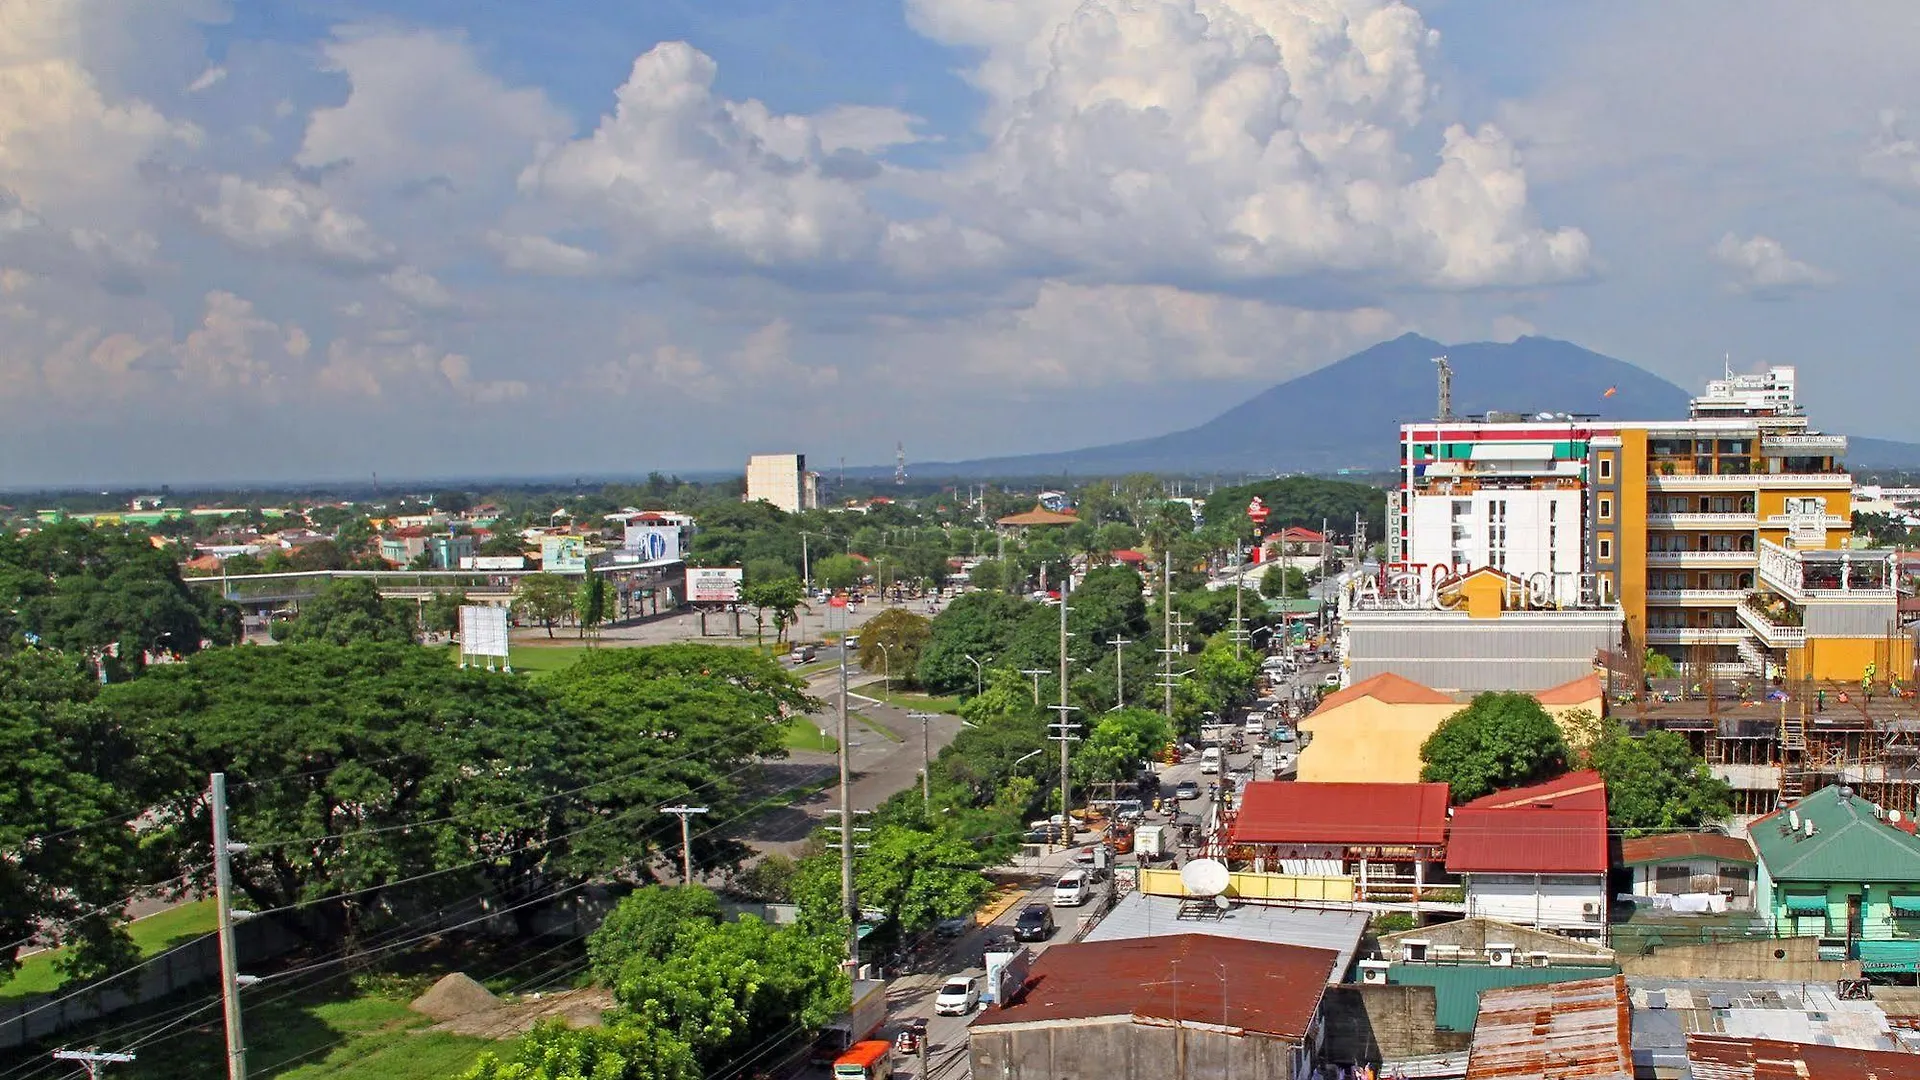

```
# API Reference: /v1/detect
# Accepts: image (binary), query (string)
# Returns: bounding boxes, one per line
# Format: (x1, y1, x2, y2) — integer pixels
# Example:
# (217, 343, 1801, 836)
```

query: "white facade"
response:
(1403, 488, 1585, 583)
(745, 453, 818, 513)
(1625, 860, 1756, 911)
(1461, 874, 1608, 938)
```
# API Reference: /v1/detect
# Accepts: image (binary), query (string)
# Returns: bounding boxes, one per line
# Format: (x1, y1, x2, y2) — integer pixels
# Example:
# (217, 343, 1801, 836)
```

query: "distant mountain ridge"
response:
(909, 333, 1920, 477)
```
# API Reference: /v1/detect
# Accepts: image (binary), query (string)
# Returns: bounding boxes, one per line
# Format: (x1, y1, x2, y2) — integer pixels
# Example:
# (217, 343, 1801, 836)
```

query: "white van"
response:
(1199, 747, 1222, 774)
(1052, 871, 1089, 907)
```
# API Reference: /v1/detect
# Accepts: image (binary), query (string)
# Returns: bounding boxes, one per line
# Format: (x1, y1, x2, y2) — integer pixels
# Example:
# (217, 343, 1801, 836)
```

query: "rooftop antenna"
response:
(894, 442, 906, 486)
(1432, 355, 1454, 421)
(1725, 352, 1733, 380)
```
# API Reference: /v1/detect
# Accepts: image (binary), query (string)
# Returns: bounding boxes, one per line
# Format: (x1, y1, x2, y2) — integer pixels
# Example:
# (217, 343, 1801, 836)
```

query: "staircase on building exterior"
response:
(1736, 637, 1768, 678)
(1780, 707, 1808, 802)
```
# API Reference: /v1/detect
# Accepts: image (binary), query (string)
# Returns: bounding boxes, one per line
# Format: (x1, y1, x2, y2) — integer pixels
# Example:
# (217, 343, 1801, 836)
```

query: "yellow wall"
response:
(1618, 429, 1649, 638)
(1787, 637, 1916, 682)
(1298, 694, 1606, 784)
(1136, 867, 1355, 903)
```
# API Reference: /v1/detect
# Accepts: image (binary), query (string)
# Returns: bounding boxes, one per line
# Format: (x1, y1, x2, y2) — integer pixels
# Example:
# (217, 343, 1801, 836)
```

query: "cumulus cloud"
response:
(298, 27, 569, 192)
(381, 264, 457, 309)
(880, 281, 1398, 388)
(195, 174, 395, 266)
(1863, 109, 1920, 196)
(1711, 233, 1833, 296)
(907, 0, 1590, 288)
(173, 291, 309, 392)
(185, 65, 224, 92)
(579, 318, 837, 400)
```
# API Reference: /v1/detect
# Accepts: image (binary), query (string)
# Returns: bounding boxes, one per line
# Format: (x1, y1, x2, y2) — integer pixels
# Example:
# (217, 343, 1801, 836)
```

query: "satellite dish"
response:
(1181, 858, 1230, 898)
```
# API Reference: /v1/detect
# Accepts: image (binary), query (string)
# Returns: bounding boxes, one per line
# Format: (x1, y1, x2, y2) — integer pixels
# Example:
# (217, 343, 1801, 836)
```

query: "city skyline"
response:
(4, 0, 1919, 485)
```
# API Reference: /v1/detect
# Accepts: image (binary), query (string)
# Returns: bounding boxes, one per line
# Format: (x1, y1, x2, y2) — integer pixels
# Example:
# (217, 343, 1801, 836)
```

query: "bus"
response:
(833, 1040, 893, 1080)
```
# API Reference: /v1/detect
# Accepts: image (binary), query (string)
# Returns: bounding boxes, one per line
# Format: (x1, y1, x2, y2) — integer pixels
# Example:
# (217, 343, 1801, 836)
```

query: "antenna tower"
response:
(894, 442, 906, 486)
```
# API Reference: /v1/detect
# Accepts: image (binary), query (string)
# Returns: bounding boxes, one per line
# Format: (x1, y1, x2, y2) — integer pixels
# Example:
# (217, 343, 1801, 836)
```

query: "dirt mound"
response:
(411, 972, 502, 1021)
(431, 987, 614, 1039)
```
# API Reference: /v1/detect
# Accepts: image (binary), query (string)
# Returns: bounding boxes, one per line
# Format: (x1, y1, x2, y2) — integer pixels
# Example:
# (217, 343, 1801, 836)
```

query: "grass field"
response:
(1, 900, 221, 1003)
(781, 715, 838, 752)
(869, 688, 965, 715)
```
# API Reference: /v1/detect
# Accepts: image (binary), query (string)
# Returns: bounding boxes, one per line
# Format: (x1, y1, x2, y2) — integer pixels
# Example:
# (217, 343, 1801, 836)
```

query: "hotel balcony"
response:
(1735, 600, 1807, 648)
(1645, 589, 1748, 605)
(1760, 433, 1849, 454)
(1647, 512, 1758, 529)
(1645, 549, 1758, 566)
(1648, 472, 1851, 490)
(1759, 514, 1849, 530)
(1644, 627, 1752, 645)
(1757, 539, 1897, 602)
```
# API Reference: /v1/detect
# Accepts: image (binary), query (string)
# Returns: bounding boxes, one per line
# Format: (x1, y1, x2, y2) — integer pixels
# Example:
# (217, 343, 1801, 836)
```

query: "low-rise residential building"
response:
(969, 934, 1337, 1080)
(1628, 978, 1919, 1072)
(1227, 781, 1449, 900)
(1464, 975, 1633, 1080)
(1082, 893, 1368, 981)
(1445, 771, 1611, 940)
(1752, 785, 1920, 971)
(1620, 832, 1759, 912)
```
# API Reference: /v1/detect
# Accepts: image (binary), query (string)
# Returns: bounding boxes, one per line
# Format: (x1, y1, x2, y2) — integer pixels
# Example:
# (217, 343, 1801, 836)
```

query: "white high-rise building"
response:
(745, 453, 818, 513)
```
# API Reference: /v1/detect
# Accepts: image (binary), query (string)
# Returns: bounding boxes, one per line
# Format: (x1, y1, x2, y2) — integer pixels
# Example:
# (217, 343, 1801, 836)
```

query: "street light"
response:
(964, 653, 989, 697)
(876, 641, 893, 695)
(1014, 748, 1044, 767)
(908, 711, 940, 808)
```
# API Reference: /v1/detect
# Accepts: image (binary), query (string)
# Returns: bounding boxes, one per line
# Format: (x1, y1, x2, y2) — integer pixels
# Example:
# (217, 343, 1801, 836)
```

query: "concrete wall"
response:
(1298, 699, 1458, 784)
(1616, 935, 1860, 981)
(971, 1019, 1301, 1080)
(1376, 917, 1615, 964)
(1318, 985, 1469, 1066)
(1463, 874, 1607, 933)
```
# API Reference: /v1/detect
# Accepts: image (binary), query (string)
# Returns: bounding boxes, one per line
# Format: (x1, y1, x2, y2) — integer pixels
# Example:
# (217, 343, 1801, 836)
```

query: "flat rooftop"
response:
(1082, 892, 1368, 982)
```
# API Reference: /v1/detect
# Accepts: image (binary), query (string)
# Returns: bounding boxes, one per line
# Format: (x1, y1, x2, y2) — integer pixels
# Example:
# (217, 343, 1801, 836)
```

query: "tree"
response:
(576, 575, 609, 639)
(741, 577, 806, 645)
(464, 1020, 699, 1080)
(0, 651, 142, 986)
(475, 533, 528, 559)
(1583, 722, 1732, 835)
(814, 554, 864, 591)
(287, 539, 346, 572)
(516, 573, 576, 638)
(1076, 708, 1173, 785)
(732, 853, 798, 903)
(745, 556, 795, 587)
(916, 591, 1032, 694)
(272, 578, 417, 645)
(1419, 692, 1571, 802)
(1644, 648, 1679, 679)
(964, 558, 1005, 593)
(422, 590, 469, 637)
(858, 608, 932, 689)
(1259, 564, 1307, 599)
(333, 516, 376, 558)
(587, 886, 724, 985)
(792, 825, 991, 936)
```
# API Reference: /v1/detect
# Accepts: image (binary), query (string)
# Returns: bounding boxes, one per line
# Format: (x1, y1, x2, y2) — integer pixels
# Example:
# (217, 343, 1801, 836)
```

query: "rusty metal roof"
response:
(1618, 832, 1757, 866)
(1465, 975, 1632, 1080)
(1686, 1034, 1920, 1079)
(969, 933, 1338, 1041)
(1229, 781, 1450, 847)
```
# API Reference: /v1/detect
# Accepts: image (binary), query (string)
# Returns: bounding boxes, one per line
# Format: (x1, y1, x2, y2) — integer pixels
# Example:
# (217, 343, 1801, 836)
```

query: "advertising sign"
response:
(688, 567, 744, 603)
(459, 605, 510, 660)
(623, 525, 681, 562)
(541, 536, 588, 573)
(460, 555, 526, 571)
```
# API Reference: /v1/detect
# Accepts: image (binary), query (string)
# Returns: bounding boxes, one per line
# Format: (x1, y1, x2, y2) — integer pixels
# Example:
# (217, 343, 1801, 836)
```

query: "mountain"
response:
(911, 334, 1920, 477)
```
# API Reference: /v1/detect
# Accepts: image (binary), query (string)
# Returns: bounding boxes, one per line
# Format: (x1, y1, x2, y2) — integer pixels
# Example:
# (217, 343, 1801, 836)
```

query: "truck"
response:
(980, 945, 1033, 1006)
(814, 979, 888, 1062)
(1134, 823, 1166, 860)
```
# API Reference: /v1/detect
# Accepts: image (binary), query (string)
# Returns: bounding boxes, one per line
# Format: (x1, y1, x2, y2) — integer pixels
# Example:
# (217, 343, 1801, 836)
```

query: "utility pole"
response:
(801, 533, 811, 594)
(210, 773, 249, 1080)
(1162, 559, 1175, 718)
(662, 806, 709, 884)
(1020, 668, 1048, 706)
(833, 597, 858, 970)
(1232, 538, 1244, 661)
(907, 712, 938, 809)
(1109, 638, 1131, 710)
(1048, 580, 1079, 842)
(52, 1050, 135, 1079)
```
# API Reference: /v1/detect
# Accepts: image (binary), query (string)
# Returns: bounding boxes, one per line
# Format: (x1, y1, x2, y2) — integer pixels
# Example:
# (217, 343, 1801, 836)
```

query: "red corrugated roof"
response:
(1686, 1034, 1920, 1080)
(1619, 832, 1756, 866)
(1229, 782, 1450, 847)
(1533, 674, 1605, 705)
(1466, 976, 1632, 1080)
(1111, 549, 1147, 563)
(971, 934, 1336, 1040)
(1448, 772, 1609, 875)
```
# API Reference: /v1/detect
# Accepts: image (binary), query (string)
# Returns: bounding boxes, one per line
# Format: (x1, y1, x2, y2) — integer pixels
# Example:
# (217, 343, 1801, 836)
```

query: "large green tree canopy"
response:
(1419, 692, 1571, 803)
(270, 577, 417, 645)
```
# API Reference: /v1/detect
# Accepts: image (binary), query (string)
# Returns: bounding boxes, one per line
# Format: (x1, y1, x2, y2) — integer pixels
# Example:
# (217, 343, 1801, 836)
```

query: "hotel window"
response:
(1599, 457, 1613, 480)
(1598, 538, 1613, 560)
(1599, 498, 1612, 521)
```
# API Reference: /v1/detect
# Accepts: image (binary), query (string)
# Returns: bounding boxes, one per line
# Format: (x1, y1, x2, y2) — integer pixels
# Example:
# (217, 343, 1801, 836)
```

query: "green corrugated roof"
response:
(1383, 964, 1618, 1031)
(1751, 786, 1920, 883)
(1262, 598, 1322, 615)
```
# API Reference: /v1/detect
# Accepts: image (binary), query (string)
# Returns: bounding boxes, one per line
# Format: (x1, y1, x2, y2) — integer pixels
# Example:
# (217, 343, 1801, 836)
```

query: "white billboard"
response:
(459, 605, 511, 660)
(541, 536, 588, 573)
(623, 525, 681, 562)
(460, 555, 526, 571)
(687, 567, 744, 603)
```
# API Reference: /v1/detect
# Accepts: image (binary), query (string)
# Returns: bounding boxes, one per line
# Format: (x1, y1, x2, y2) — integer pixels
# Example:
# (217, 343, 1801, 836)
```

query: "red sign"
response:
(829, 595, 848, 608)
(1248, 507, 1270, 524)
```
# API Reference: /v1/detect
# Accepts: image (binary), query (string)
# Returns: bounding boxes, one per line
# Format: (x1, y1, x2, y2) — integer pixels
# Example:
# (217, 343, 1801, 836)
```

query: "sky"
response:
(4, 0, 1919, 487)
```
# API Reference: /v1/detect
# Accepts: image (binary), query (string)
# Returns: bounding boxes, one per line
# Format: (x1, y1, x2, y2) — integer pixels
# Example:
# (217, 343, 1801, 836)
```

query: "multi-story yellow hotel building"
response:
(1395, 366, 1909, 683)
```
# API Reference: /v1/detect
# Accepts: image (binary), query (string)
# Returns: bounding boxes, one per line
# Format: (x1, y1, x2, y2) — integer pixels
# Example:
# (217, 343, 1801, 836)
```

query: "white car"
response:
(935, 975, 981, 1016)
(1322, 673, 1342, 688)
(1052, 870, 1090, 906)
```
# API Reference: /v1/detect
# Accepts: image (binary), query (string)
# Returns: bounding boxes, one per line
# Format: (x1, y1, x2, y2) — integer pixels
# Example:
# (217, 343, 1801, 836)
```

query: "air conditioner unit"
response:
(1359, 960, 1391, 985)
(1582, 902, 1599, 915)
(1487, 944, 1515, 968)
(1402, 939, 1430, 963)
(1528, 951, 1552, 968)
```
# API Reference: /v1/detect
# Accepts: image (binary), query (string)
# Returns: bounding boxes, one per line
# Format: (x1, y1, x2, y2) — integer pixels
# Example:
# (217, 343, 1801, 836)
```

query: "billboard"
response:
(460, 555, 526, 571)
(688, 567, 744, 603)
(541, 536, 588, 573)
(459, 605, 511, 660)
(623, 525, 681, 562)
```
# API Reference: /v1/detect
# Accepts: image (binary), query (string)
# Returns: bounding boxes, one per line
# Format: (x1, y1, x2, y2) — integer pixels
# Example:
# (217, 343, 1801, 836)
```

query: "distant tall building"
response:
(745, 453, 819, 513)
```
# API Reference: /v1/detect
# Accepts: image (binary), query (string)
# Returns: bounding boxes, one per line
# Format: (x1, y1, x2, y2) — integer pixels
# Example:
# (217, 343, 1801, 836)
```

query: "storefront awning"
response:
(1782, 894, 1827, 913)
(1890, 895, 1920, 915)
